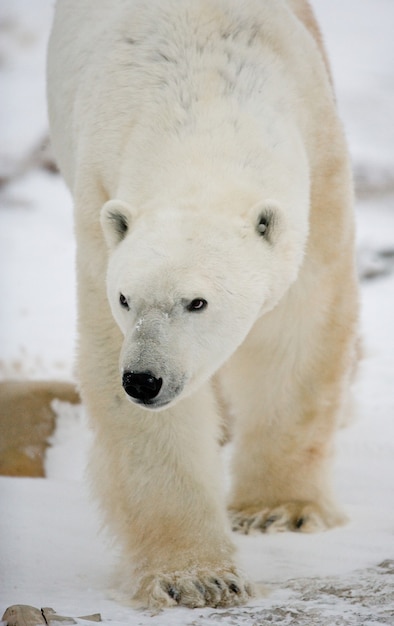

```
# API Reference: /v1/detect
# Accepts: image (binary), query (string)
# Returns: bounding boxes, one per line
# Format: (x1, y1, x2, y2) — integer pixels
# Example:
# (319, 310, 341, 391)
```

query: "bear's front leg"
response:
(88, 384, 252, 609)
(221, 279, 357, 536)
(229, 420, 347, 536)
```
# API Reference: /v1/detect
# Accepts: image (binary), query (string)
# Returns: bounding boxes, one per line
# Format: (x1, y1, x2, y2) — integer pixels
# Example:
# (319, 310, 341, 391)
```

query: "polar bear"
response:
(47, 0, 359, 610)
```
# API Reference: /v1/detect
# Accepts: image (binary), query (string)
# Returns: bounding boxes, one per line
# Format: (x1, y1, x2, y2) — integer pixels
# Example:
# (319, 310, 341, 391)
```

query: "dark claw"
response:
(213, 578, 223, 589)
(229, 582, 240, 594)
(194, 580, 205, 596)
(263, 515, 279, 529)
(295, 517, 304, 529)
(167, 585, 181, 602)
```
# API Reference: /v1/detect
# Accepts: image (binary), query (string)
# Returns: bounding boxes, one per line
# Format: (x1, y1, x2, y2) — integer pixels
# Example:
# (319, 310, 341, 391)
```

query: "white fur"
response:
(47, 0, 359, 609)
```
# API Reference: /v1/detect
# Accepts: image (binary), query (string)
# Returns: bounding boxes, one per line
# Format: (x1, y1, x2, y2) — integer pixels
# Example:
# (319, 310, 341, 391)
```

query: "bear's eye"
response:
(186, 298, 208, 312)
(119, 293, 130, 310)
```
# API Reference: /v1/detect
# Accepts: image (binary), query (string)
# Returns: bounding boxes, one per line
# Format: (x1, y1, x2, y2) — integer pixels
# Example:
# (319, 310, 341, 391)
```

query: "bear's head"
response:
(101, 197, 307, 410)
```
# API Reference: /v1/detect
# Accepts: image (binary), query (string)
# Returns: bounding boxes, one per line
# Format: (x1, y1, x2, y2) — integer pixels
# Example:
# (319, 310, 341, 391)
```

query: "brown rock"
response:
(0, 380, 80, 477)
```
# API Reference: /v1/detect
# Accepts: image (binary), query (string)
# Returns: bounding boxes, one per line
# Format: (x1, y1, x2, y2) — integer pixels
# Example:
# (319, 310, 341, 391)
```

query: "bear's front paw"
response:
(133, 567, 253, 609)
(230, 501, 346, 534)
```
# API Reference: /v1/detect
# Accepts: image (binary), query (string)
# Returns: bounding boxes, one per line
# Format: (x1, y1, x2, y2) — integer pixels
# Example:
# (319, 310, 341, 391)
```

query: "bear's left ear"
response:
(250, 200, 281, 244)
(100, 199, 135, 248)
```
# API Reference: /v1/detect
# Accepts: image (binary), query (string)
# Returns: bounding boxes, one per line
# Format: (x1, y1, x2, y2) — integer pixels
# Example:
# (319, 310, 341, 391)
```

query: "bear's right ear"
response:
(100, 199, 134, 248)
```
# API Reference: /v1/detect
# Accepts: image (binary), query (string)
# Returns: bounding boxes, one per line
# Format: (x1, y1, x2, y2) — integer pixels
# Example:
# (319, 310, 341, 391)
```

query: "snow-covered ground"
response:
(1, 1, 393, 624)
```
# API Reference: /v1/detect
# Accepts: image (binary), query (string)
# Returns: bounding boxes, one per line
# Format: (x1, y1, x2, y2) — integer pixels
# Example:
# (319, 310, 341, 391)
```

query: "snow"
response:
(0, 1, 393, 624)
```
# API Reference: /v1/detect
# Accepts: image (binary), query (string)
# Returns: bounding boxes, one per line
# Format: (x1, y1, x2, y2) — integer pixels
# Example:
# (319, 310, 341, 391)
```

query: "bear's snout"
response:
(122, 370, 163, 404)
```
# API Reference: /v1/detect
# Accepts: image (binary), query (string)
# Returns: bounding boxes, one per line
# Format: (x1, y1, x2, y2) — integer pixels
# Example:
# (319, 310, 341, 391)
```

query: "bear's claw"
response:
(230, 501, 346, 534)
(134, 568, 253, 609)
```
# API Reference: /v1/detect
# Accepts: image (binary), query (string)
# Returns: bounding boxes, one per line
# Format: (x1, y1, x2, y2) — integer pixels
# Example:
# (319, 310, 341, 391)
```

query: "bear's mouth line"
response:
(127, 396, 172, 410)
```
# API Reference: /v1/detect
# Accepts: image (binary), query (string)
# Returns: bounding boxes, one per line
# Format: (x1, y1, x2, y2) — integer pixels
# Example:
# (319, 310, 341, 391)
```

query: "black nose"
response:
(122, 371, 163, 403)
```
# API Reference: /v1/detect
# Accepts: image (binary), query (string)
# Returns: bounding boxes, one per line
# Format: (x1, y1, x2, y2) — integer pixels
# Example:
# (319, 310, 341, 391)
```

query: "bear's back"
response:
(47, 0, 331, 195)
